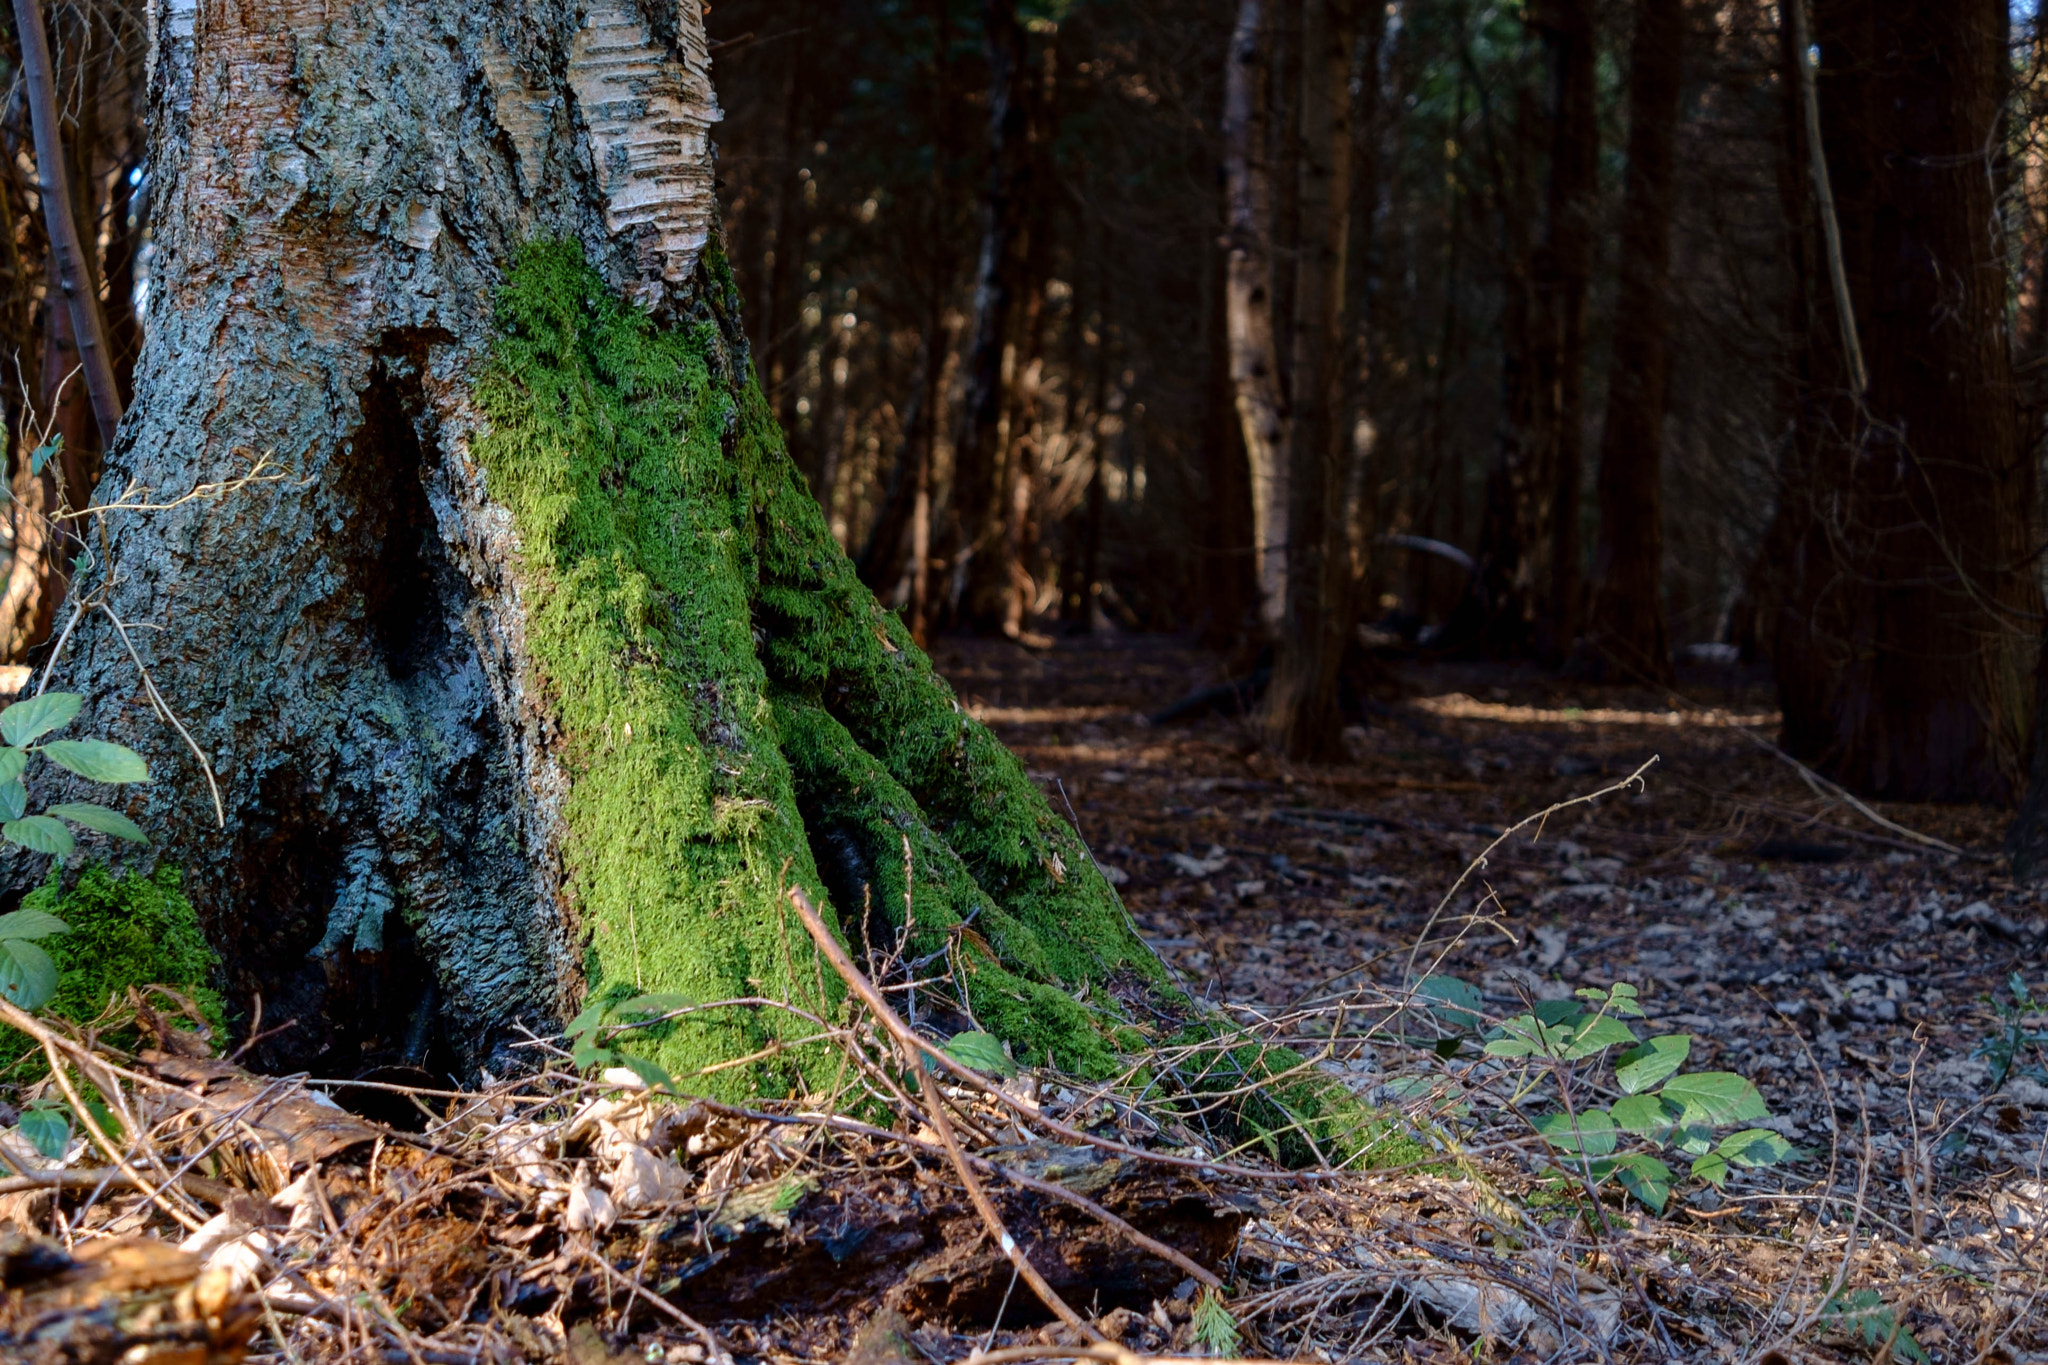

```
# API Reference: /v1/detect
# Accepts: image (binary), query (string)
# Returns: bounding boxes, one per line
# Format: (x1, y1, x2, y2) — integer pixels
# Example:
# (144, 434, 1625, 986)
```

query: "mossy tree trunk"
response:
(18, 0, 1172, 1094)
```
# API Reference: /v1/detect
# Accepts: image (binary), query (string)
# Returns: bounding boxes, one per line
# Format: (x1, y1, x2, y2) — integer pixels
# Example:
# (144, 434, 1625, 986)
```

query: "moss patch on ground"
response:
(0, 864, 221, 1075)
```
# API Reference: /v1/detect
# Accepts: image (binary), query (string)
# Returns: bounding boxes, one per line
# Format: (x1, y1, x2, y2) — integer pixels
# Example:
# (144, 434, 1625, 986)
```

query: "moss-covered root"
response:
(472, 242, 1165, 1093)
(474, 242, 1412, 1164)
(0, 865, 222, 1074)
(774, 695, 1129, 1075)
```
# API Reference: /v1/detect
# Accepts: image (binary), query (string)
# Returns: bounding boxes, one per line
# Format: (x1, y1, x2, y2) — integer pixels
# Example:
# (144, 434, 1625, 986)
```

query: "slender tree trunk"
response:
(1452, 0, 1597, 660)
(945, 0, 1031, 629)
(1223, 0, 1291, 632)
(1777, 0, 2039, 804)
(1575, 0, 1683, 684)
(22, 0, 1169, 1091)
(1261, 0, 1356, 758)
(1539, 0, 1596, 659)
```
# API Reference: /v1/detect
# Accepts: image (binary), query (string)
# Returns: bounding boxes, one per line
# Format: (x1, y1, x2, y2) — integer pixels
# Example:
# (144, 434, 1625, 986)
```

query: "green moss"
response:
(1, 865, 222, 1075)
(471, 243, 1408, 1164)
(470, 241, 1179, 1093)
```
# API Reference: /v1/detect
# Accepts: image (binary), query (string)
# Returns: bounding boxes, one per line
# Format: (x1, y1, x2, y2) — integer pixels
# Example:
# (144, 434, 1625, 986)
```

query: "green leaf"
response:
(1615, 1035, 1691, 1094)
(1606, 1152, 1673, 1213)
(1659, 1072, 1770, 1127)
(1559, 1014, 1638, 1060)
(18, 1104, 69, 1160)
(615, 992, 698, 1018)
(1417, 975, 1485, 1030)
(0, 937, 59, 1009)
(0, 908, 69, 941)
(0, 781, 24, 823)
(0, 748, 26, 785)
(1691, 1151, 1730, 1189)
(0, 692, 80, 746)
(39, 739, 149, 785)
(566, 1000, 608, 1041)
(940, 1030, 1017, 1078)
(47, 802, 147, 843)
(570, 1039, 616, 1072)
(3, 816, 73, 857)
(1717, 1128, 1796, 1168)
(1821, 1290, 1930, 1363)
(1611, 1092, 1680, 1139)
(1534, 1108, 1618, 1157)
(1674, 1124, 1716, 1157)
(619, 1056, 678, 1093)
(1484, 1012, 1562, 1058)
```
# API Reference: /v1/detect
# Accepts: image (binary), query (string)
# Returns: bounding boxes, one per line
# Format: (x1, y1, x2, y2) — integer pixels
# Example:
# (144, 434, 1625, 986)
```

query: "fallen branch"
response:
(787, 885, 1104, 1341)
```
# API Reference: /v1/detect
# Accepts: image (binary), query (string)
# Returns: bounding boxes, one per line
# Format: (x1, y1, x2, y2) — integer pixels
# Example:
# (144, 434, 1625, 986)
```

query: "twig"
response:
(1788, 0, 1867, 397)
(9, 0, 121, 442)
(788, 886, 1104, 1339)
(1738, 727, 1969, 857)
(102, 603, 225, 827)
(579, 1246, 732, 1365)
(699, 1099, 1224, 1290)
(1404, 758, 1659, 982)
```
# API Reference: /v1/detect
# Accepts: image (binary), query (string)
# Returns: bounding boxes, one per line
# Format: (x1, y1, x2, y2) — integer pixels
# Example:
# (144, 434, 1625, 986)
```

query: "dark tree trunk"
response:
(1452, 0, 1597, 661)
(1574, 0, 1683, 685)
(944, 0, 1032, 630)
(19, 0, 1168, 1092)
(1260, 0, 1357, 759)
(1774, 0, 2038, 804)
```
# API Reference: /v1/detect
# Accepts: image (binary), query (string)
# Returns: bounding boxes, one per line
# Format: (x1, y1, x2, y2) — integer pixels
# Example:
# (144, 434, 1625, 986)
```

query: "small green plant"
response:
(0, 907, 71, 1013)
(564, 990, 696, 1092)
(1190, 1286, 1242, 1356)
(1972, 973, 2046, 1090)
(17, 1098, 70, 1159)
(1421, 978, 1796, 1212)
(0, 690, 151, 862)
(938, 1029, 1017, 1078)
(1818, 1288, 1929, 1363)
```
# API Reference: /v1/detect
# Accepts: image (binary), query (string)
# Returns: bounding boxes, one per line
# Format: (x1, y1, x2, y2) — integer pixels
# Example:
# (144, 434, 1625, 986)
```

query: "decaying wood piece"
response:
(630, 1144, 1249, 1325)
(0, 1233, 258, 1364)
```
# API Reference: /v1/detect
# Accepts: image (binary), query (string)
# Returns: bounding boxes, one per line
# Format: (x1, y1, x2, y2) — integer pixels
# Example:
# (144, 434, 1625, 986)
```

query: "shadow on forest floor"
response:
(938, 629, 2047, 1362)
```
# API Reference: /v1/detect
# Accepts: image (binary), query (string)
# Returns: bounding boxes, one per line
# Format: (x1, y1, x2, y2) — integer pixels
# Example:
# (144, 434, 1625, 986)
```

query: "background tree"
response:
(1451, 0, 1597, 661)
(1573, 0, 1684, 685)
(1769, 0, 2040, 802)
(1260, 0, 1362, 757)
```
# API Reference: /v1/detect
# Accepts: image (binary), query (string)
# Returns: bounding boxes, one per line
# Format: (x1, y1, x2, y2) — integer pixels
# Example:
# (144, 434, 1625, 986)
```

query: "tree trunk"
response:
(23, 0, 1172, 1094)
(1451, 0, 1597, 661)
(945, 0, 1032, 631)
(1260, 0, 1356, 759)
(1574, 0, 1683, 685)
(1775, 0, 2039, 803)
(1223, 0, 1292, 634)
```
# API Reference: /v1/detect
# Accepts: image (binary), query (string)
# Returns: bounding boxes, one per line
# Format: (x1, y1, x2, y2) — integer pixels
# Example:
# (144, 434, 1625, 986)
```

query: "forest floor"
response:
(4, 633, 2045, 1365)
(936, 630, 2048, 1363)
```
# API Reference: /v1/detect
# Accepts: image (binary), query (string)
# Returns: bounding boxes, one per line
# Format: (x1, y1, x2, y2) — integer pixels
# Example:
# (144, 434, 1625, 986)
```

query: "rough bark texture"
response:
(1574, 0, 1682, 686)
(1773, 0, 2039, 803)
(20, 0, 1177, 1096)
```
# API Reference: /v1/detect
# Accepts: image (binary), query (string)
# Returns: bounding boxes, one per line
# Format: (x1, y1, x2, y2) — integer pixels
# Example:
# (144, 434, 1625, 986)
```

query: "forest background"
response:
(0, 0, 2042, 828)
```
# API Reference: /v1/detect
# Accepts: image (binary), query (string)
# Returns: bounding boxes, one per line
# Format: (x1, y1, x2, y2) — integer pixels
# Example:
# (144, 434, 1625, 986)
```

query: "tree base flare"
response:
(472, 242, 1177, 1093)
